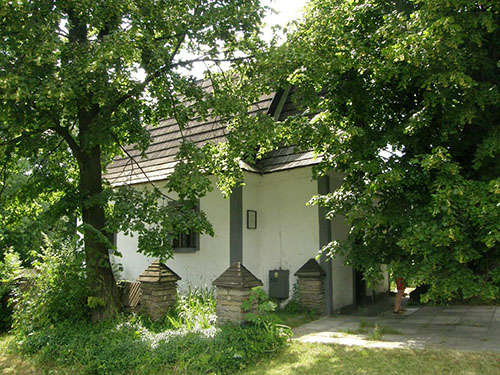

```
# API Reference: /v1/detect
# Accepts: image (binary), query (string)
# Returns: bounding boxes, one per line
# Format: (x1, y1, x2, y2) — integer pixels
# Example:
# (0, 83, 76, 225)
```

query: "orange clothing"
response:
(396, 277, 405, 291)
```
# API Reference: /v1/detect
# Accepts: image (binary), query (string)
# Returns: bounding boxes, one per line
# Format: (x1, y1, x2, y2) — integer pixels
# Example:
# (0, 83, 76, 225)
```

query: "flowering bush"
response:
(14, 287, 290, 375)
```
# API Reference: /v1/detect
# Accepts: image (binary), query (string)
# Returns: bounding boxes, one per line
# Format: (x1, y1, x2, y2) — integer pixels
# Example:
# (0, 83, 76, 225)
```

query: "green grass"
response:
(341, 320, 401, 340)
(240, 342, 500, 375)
(6, 315, 289, 375)
(4, 334, 500, 375)
(0, 334, 79, 375)
(4, 286, 291, 375)
(270, 309, 318, 328)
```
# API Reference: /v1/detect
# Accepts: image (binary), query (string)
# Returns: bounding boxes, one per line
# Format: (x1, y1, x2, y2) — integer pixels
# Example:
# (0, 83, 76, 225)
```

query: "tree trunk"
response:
(79, 147, 121, 321)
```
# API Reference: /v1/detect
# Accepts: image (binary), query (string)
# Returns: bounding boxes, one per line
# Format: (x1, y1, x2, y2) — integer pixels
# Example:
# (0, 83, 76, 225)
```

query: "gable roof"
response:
(106, 83, 319, 187)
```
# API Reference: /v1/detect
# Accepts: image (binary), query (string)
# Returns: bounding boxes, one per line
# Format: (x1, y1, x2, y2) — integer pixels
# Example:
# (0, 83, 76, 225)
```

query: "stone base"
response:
(297, 277, 325, 314)
(215, 287, 258, 324)
(140, 281, 177, 320)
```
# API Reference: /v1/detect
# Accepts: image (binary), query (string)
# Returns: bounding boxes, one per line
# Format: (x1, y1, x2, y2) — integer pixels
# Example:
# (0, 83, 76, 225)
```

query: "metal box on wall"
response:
(269, 269, 289, 299)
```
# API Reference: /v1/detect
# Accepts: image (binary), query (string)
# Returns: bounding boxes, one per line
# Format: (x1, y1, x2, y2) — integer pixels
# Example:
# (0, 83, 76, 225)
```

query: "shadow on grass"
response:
(240, 342, 500, 375)
(4, 316, 291, 375)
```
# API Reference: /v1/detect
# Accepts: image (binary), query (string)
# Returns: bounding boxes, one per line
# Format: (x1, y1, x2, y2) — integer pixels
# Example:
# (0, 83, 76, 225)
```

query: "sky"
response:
(262, 0, 308, 31)
(180, 0, 309, 77)
(132, 0, 309, 79)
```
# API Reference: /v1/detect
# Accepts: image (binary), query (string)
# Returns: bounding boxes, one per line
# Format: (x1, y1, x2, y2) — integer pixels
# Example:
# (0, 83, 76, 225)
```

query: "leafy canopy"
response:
(274, 0, 500, 302)
(0, 0, 271, 259)
(0, 0, 275, 319)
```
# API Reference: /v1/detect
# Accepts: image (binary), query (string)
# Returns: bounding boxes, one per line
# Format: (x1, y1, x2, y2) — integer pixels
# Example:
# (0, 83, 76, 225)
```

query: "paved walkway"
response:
(292, 305, 500, 352)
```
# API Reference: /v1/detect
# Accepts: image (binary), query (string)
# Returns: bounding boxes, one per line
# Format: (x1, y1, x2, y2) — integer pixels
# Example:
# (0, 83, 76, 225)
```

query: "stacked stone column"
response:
(294, 258, 326, 315)
(138, 261, 181, 320)
(213, 262, 262, 324)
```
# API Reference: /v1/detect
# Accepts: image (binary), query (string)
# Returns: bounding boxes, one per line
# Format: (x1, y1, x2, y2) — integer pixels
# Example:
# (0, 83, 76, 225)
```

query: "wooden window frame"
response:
(170, 201, 200, 253)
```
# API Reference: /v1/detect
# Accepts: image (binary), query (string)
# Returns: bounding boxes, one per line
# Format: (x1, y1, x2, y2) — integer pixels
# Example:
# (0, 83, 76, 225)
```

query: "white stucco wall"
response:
(116, 166, 366, 312)
(327, 171, 389, 307)
(329, 218, 354, 311)
(115, 176, 230, 291)
(242, 168, 320, 299)
(327, 171, 355, 310)
(372, 265, 390, 295)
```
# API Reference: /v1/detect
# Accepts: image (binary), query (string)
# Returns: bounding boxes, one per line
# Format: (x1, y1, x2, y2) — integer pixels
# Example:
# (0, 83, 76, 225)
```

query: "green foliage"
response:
(0, 159, 77, 264)
(271, 308, 318, 329)
(87, 296, 106, 309)
(272, 0, 500, 302)
(12, 237, 89, 338)
(164, 287, 216, 331)
(0, 0, 271, 318)
(0, 249, 23, 331)
(242, 286, 277, 325)
(0, 249, 22, 297)
(365, 324, 401, 341)
(107, 184, 214, 259)
(13, 290, 289, 375)
(241, 287, 292, 354)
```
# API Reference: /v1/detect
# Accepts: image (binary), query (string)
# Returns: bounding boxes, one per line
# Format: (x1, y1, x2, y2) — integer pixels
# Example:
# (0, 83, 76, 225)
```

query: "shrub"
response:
(12, 236, 89, 338)
(242, 286, 277, 326)
(13, 288, 291, 375)
(165, 287, 217, 330)
(15, 313, 290, 375)
(0, 249, 23, 331)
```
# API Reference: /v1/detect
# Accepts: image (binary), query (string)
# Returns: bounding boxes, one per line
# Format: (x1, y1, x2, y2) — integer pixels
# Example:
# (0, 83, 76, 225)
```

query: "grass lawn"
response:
(3, 334, 500, 375)
(241, 342, 500, 375)
(0, 334, 77, 375)
(270, 309, 318, 328)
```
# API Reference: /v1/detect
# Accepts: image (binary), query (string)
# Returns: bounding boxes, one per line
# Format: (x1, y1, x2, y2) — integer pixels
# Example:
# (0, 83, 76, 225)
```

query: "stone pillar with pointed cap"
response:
(138, 260, 181, 320)
(212, 262, 263, 324)
(294, 258, 326, 315)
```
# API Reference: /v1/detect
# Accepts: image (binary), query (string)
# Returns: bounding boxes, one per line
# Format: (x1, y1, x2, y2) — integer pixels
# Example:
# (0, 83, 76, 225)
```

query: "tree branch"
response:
(0, 125, 58, 152)
(49, 124, 82, 161)
(0, 156, 10, 201)
(171, 55, 253, 68)
(26, 138, 66, 185)
(102, 29, 189, 118)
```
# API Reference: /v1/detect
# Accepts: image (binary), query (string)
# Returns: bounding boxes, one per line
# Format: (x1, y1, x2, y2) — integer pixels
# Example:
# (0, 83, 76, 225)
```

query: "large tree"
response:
(272, 0, 499, 302)
(0, 0, 269, 320)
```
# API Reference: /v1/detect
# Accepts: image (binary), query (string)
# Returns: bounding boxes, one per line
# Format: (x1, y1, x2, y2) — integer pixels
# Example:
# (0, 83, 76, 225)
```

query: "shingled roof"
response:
(212, 262, 263, 289)
(137, 260, 181, 283)
(294, 258, 326, 278)
(106, 83, 319, 187)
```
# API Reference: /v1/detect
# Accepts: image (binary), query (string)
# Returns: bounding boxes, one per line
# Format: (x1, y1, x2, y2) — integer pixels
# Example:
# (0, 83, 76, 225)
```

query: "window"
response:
(172, 230, 198, 253)
(170, 201, 200, 253)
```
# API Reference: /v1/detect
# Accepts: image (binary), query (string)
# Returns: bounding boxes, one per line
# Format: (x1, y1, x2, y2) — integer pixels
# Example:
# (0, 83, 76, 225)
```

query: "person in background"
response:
(394, 277, 406, 314)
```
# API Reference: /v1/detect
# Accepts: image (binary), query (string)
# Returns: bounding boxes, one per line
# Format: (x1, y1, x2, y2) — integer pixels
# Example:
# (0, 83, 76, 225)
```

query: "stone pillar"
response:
(212, 262, 263, 324)
(138, 261, 181, 320)
(294, 258, 326, 315)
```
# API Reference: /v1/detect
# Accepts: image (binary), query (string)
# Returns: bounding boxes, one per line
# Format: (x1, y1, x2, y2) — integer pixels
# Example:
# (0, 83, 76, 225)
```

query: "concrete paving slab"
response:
(432, 316, 461, 324)
(493, 309, 500, 321)
(460, 320, 490, 328)
(397, 318, 433, 325)
(442, 306, 471, 311)
(489, 322, 500, 331)
(292, 305, 500, 352)
(468, 306, 496, 312)
(452, 325, 489, 333)
(465, 313, 495, 319)
(413, 306, 444, 314)
(440, 311, 466, 316)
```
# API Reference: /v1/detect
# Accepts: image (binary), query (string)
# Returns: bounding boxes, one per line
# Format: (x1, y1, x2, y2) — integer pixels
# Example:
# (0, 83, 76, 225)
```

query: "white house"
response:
(106, 84, 389, 314)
